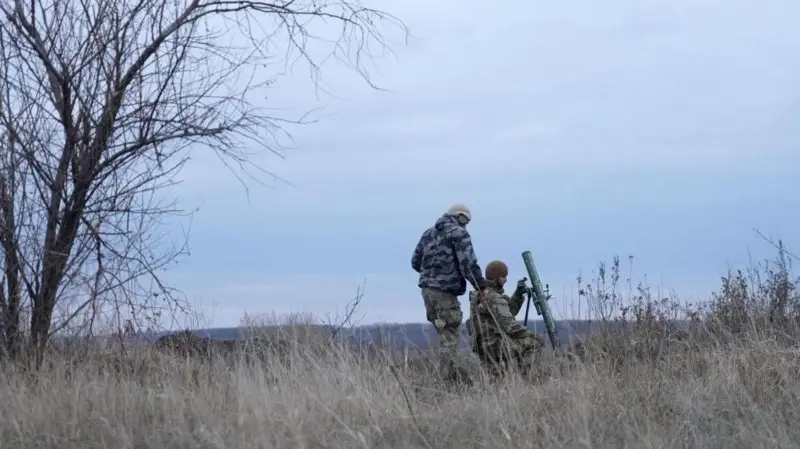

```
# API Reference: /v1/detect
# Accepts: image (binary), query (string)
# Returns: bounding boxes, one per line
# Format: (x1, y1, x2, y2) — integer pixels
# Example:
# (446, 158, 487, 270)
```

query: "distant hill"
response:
(142, 320, 607, 353)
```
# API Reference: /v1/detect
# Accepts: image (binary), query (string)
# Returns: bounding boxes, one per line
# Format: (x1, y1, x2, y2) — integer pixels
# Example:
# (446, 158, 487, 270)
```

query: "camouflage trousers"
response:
(474, 336, 536, 378)
(421, 288, 463, 376)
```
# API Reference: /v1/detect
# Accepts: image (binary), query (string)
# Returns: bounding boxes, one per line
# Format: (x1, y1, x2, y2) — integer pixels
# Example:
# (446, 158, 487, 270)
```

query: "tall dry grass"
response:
(1, 246, 799, 448)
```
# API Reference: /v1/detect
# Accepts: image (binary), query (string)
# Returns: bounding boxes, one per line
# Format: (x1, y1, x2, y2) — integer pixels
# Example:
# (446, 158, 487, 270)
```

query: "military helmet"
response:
(485, 260, 509, 281)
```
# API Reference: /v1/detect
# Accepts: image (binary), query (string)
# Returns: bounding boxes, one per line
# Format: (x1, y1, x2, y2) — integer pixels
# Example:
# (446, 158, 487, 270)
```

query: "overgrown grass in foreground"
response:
(1, 248, 799, 449)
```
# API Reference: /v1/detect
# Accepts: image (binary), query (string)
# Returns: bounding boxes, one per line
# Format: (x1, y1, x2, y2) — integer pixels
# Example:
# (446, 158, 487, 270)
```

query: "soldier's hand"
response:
(523, 333, 545, 351)
(516, 278, 528, 292)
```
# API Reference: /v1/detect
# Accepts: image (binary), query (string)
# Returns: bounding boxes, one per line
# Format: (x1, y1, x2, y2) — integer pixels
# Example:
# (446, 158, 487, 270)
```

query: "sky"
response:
(160, 0, 799, 328)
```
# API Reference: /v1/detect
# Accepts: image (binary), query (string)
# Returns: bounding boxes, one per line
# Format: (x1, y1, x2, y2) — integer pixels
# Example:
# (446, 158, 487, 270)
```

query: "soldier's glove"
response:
(524, 332, 545, 351)
(515, 278, 528, 294)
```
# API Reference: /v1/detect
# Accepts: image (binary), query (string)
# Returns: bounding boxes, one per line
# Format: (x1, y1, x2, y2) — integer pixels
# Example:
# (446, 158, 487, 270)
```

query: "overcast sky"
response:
(162, 0, 799, 328)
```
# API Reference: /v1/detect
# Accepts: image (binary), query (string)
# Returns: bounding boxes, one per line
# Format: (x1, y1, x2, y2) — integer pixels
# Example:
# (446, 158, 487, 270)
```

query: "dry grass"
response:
(1, 246, 800, 448)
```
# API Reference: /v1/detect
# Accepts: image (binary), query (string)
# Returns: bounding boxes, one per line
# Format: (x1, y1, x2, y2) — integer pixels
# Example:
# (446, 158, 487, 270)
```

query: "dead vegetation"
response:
(0, 244, 798, 448)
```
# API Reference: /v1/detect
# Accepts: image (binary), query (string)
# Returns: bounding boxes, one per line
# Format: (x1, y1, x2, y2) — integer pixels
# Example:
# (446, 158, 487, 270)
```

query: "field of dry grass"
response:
(1, 248, 799, 449)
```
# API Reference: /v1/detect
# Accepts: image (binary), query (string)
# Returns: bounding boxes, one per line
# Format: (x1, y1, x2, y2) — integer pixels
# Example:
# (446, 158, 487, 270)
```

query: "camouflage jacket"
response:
(411, 214, 487, 296)
(467, 280, 531, 349)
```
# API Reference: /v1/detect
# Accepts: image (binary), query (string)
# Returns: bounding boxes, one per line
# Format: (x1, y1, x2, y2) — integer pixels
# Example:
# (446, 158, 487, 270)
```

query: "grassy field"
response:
(1, 250, 798, 448)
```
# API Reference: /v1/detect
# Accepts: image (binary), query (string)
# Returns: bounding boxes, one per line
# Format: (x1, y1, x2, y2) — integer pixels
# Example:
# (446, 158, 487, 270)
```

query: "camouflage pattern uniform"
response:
(411, 204, 487, 379)
(467, 261, 544, 378)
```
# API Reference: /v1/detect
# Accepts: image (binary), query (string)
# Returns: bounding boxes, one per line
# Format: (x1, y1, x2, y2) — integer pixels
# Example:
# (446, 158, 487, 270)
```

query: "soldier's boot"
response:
(443, 363, 473, 387)
(437, 354, 472, 386)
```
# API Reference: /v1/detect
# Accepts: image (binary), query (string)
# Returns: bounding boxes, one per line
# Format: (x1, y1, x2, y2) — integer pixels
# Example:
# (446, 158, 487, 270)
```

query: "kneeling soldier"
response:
(467, 260, 544, 377)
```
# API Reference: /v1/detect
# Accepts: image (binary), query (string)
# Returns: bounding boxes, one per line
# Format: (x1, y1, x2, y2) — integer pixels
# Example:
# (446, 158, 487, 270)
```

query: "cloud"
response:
(153, 0, 799, 327)
(184, 0, 798, 190)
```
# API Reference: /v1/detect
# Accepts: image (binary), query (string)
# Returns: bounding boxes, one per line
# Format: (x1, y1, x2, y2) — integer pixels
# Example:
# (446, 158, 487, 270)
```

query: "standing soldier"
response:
(467, 260, 544, 378)
(411, 203, 488, 383)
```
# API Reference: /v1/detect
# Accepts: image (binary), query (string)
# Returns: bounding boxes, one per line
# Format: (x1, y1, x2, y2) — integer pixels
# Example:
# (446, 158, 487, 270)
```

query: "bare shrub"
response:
(568, 242, 800, 379)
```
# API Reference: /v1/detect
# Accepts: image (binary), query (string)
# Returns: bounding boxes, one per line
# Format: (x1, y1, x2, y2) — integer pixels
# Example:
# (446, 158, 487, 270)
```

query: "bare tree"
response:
(0, 0, 406, 363)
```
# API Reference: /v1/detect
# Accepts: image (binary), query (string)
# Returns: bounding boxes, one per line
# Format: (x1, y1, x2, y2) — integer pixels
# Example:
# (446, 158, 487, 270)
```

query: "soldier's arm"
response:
(481, 291, 529, 340)
(411, 235, 424, 273)
(507, 288, 526, 316)
(452, 228, 487, 290)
